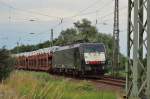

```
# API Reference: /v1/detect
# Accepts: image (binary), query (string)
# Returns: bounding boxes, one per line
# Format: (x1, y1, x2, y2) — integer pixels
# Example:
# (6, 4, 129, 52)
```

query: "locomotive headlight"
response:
(102, 66, 105, 70)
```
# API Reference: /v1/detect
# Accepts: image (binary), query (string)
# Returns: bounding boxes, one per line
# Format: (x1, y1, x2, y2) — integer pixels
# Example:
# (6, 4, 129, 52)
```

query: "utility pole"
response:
(112, 0, 119, 77)
(17, 42, 19, 54)
(51, 29, 53, 47)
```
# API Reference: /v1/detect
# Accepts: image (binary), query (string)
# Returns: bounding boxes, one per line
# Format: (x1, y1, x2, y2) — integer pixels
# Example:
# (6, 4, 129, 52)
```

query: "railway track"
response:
(92, 76, 126, 87)
(62, 74, 126, 88)
(52, 74, 126, 88)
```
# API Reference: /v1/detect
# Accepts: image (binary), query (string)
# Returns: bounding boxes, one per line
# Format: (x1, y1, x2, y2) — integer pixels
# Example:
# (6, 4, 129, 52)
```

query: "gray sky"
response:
(0, 0, 128, 55)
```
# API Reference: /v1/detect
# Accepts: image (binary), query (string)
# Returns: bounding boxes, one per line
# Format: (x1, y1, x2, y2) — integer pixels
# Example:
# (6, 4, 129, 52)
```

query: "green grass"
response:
(0, 71, 117, 99)
(106, 70, 126, 78)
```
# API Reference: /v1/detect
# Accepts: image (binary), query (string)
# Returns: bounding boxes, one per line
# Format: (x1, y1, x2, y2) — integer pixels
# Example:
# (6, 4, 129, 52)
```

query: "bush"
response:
(0, 48, 14, 81)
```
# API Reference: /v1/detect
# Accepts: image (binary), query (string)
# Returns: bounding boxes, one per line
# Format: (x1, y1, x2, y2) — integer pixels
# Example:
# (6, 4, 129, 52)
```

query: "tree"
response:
(58, 28, 77, 45)
(74, 19, 98, 42)
(0, 48, 14, 81)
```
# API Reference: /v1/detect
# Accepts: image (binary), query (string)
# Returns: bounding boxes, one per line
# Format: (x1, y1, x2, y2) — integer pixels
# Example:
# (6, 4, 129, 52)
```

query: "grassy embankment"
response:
(0, 71, 116, 99)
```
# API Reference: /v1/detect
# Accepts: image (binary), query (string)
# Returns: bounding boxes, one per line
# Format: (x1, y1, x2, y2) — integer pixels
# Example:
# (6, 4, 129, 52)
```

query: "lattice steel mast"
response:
(127, 0, 150, 98)
(112, 0, 120, 76)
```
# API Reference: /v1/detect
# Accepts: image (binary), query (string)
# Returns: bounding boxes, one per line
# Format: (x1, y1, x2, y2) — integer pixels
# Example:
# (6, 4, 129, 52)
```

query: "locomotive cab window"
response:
(84, 45, 105, 53)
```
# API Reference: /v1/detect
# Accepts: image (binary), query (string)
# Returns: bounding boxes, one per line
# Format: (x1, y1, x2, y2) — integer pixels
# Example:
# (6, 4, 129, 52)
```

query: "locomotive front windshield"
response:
(83, 44, 106, 64)
(84, 45, 105, 53)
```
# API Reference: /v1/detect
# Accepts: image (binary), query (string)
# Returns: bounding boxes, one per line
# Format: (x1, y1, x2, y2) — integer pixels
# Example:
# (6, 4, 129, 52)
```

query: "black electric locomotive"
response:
(52, 43, 107, 76)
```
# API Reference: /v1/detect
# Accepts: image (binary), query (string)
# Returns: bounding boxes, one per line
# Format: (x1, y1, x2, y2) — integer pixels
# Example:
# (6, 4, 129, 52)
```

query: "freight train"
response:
(15, 43, 107, 76)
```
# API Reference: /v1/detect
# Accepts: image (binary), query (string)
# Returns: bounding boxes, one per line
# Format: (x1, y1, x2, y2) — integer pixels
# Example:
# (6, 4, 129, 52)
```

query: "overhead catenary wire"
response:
(51, 5, 127, 31)
(0, 0, 128, 47)
(52, 6, 127, 32)
(68, 0, 103, 17)
(0, 1, 60, 19)
(24, 13, 127, 41)
(18, 6, 128, 41)
(0, 0, 116, 27)
(55, 6, 127, 28)
(0, 0, 114, 23)
(62, 0, 114, 20)
(0, 0, 108, 22)
(9, 6, 126, 25)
